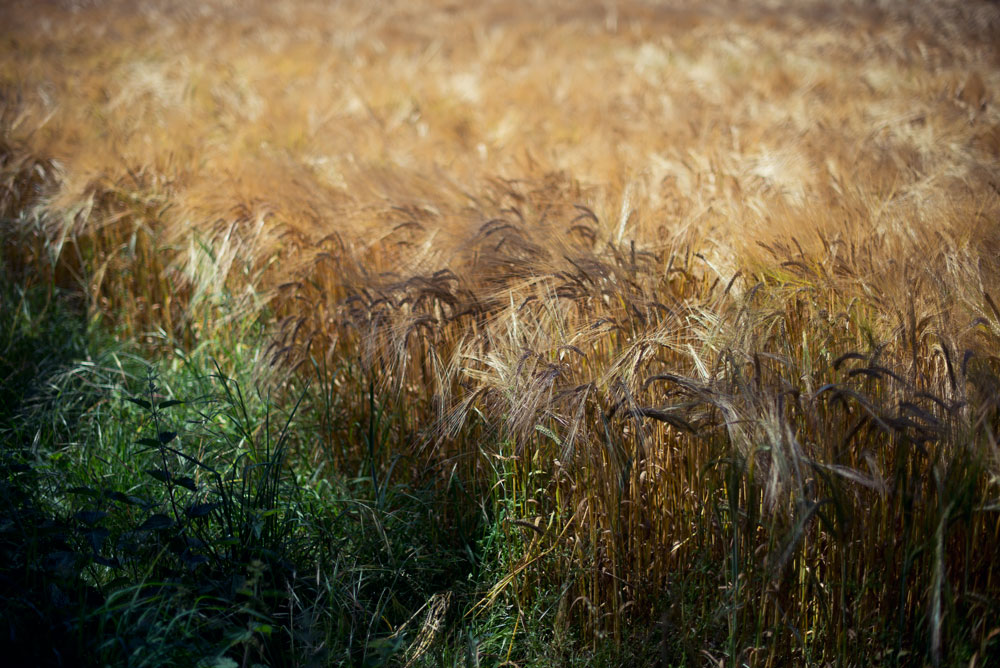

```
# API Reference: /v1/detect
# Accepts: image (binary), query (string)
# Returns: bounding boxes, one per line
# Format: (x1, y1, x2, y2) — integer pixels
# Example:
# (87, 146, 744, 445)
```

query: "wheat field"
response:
(2, 0, 1000, 665)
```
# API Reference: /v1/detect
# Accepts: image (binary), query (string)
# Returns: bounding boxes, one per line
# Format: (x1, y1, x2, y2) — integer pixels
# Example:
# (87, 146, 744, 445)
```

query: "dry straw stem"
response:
(3, 0, 1000, 661)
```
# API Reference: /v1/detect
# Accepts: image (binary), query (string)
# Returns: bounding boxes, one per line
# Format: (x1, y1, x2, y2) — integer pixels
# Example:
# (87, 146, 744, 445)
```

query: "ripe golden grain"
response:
(3, 0, 999, 661)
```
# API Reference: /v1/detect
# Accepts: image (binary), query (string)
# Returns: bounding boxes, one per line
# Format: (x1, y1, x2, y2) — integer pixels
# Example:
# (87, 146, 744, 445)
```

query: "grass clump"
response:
(0, 284, 473, 666)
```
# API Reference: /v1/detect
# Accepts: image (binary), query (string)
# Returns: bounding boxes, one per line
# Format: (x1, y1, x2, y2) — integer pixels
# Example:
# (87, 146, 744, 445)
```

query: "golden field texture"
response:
(3, 0, 1000, 663)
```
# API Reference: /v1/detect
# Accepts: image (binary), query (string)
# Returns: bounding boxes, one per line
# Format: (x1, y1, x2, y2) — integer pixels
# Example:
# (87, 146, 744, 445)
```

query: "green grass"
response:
(0, 270, 481, 667)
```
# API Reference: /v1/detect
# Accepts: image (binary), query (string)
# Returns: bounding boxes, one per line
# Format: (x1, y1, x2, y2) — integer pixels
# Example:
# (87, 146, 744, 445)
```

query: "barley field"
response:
(2, 0, 999, 665)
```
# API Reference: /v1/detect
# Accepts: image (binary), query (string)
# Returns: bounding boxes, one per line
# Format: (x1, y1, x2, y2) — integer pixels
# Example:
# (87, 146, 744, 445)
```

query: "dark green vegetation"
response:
(0, 274, 471, 667)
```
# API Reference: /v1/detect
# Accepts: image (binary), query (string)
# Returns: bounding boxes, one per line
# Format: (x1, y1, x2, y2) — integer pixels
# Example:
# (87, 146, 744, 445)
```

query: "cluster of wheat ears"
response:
(2, 0, 999, 663)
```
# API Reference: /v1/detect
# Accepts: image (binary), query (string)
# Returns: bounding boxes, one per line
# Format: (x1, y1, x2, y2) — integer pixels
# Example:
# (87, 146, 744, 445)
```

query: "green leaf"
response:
(107, 491, 148, 507)
(207, 658, 239, 668)
(126, 397, 152, 409)
(185, 502, 221, 518)
(93, 555, 121, 568)
(80, 527, 110, 552)
(145, 468, 171, 483)
(175, 476, 197, 491)
(138, 514, 175, 531)
(214, 536, 239, 548)
(44, 550, 81, 577)
(74, 510, 107, 526)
